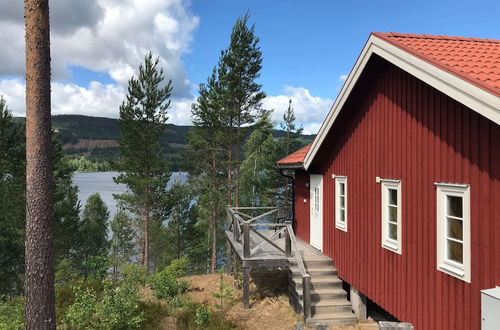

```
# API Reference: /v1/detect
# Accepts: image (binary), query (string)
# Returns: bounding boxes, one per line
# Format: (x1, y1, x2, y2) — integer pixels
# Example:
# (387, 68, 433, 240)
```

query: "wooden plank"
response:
(243, 222, 250, 259)
(250, 227, 286, 255)
(245, 209, 279, 224)
(243, 267, 250, 309)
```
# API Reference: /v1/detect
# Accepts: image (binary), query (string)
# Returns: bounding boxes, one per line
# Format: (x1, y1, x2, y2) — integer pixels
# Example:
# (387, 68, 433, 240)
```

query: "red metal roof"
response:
(373, 32, 500, 97)
(276, 144, 311, 168)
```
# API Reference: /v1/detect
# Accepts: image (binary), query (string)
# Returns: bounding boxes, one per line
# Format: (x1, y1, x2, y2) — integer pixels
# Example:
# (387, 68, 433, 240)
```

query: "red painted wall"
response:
(308, 55, 500, 330)
(294, 170, 310, 243)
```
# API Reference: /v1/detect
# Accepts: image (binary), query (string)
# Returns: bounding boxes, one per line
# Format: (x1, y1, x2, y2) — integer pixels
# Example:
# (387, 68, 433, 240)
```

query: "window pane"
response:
(447, 217, 463, 240)
(389, 188, 398, 205)
(340, 209, 345, 223)
(389, 205, 398, 222)
(447, 195, 463, 218)
(447, 239, 463, 264)
(340, 196, 345, 208)
(389, 223, 398, 240)
(339, 182, 345, 196)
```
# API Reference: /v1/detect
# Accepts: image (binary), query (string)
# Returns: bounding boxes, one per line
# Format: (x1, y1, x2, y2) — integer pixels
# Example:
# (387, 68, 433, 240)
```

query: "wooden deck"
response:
(225, 229, 327, 268)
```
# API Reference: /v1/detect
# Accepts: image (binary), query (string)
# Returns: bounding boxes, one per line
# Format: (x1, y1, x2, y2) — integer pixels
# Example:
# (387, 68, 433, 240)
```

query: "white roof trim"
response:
(304, 34, 500, 170)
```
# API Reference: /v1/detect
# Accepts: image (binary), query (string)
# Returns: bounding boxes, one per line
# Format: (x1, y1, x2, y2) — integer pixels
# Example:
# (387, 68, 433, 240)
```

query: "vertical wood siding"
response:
(294, 170, 310, 243)
(307, 56, 500, 330)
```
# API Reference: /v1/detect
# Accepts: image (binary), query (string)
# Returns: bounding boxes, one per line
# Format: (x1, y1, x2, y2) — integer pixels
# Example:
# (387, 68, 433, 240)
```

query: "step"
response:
(290, 275, 343, 290)
(311, 299, 352, 314)
(306, 311, 358, 326)
(289, 258, 333, 268)
(293, 286, 348, 301)
(289, 266, 338, 276)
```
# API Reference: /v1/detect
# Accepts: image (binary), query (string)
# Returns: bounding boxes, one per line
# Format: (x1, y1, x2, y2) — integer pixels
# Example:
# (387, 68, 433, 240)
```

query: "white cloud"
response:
(339, 74, 348, 82)
(263, 86, 333, 134)
(0, 78, 195, 125)
(0, 0, 199, 98)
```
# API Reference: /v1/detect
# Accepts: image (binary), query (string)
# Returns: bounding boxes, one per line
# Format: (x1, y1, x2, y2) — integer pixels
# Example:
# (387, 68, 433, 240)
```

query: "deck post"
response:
(226, 240, 232, 274)
(243, 266, 250, 309)
(285, 221, 292, 257)
(243, 222, 250, 259)
(302, 274, 312, 320)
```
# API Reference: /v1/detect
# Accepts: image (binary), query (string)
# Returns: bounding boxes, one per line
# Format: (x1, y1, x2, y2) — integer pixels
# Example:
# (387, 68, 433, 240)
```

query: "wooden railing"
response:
(226, 206, 311, 319)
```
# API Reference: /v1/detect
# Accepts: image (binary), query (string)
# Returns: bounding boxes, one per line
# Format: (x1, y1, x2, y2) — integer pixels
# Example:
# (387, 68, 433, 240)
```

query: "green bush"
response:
(63, 279, 144, 329)
(121, 263, 148, 285)
(149, 257, 190, 301)
(0, 297, 24, 330)
(194, 304, 210, 326)
(176, 302, 236, 330)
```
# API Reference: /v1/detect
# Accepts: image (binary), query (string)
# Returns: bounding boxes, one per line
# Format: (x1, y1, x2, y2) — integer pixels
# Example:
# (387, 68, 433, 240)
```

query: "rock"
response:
(294, 321, 305, 330)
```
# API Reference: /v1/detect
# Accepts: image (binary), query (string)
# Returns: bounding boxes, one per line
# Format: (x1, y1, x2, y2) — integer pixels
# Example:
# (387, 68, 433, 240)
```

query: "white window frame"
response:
(435, 183, 471, 283)
(380, 179, 402, 254)
(334, 175, 347, 231)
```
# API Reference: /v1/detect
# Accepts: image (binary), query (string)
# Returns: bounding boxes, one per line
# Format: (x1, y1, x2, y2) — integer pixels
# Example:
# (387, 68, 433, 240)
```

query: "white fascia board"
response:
(304, 35, 500, 170)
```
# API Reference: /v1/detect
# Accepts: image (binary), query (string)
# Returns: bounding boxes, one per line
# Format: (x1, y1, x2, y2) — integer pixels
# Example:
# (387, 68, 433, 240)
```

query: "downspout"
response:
(280, 168, 296, 231)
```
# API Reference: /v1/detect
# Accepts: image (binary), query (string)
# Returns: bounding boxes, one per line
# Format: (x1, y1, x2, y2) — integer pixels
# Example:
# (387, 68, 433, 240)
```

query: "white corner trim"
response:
(303, 34, 500, 171)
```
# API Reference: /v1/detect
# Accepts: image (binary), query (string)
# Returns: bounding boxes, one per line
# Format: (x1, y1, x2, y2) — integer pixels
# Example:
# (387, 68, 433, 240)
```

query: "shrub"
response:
(63, 279, 144, 329)
(121, 263, 148, 285)
(176, 302, 236, 330)
(0, 297, 24, 330)
(194, 304, 210, 326)
(149, 257, 190, 301)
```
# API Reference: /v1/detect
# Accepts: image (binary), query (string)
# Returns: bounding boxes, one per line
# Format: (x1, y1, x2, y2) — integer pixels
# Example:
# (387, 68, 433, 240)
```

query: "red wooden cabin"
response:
(278, 33, 500, 330)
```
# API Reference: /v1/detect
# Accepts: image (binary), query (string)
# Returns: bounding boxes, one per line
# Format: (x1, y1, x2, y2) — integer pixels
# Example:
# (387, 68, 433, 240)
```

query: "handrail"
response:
(285, 222, 312, 320)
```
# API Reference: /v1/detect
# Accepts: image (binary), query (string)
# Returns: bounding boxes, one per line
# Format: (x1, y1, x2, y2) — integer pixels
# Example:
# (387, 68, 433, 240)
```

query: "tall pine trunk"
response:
(211, 150, 217, 272)
(235, 121, 241, 207)
(24, 0, 55, 328)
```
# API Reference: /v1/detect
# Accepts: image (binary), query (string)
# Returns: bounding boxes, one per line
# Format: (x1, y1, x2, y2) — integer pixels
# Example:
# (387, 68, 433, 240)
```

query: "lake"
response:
(73, 171, 188, 218)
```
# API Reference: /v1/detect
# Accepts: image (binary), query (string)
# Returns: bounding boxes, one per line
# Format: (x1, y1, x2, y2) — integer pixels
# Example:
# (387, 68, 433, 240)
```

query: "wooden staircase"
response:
(289, 257, 358, 326)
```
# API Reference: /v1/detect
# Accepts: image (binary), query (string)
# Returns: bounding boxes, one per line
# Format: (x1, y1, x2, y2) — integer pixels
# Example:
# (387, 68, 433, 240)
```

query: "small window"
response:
(436, 183, 470, 282)
(335, 176, 347, 231)
(381, 179, 402, 254)
(314, 187, 320, 211)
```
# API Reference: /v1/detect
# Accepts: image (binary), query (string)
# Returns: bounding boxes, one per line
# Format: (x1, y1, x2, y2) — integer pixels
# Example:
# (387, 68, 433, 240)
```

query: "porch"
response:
(225, 206, 357, 325)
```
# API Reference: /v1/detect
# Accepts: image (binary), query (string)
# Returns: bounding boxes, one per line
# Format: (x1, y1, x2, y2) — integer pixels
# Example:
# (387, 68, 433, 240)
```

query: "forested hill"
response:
(14, 114, 315, 171)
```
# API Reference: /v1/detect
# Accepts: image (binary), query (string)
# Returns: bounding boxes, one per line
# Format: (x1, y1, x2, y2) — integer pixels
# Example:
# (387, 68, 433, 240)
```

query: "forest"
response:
(0, 11, 305, 330)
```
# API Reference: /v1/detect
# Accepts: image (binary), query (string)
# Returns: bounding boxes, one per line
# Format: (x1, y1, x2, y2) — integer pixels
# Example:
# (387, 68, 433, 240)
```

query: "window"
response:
(436, 183, 470, 282)
(335, 176, 347, 231)
(314, 187, 319, 211)
(381, 179, 402, 254)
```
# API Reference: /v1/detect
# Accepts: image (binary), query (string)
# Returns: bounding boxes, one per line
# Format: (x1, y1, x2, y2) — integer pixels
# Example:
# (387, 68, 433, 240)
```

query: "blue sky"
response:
(0, 0, 499, 133)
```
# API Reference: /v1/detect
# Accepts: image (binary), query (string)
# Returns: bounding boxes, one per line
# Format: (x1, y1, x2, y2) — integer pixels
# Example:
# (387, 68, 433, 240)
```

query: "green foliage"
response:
(74, 193, 110, 278)
(176, 302, 236, 330)
(68, 156, 113, 172)
(63, 279, 144, 330)
(0, 296, 24, 330)
(121, 264, 148, 286)
(0, 97, 25, 299)
(149, 256, 190, 300)
(212, 268, 233, 311)
(194, 304, 210, 326)
(114, 52, 173, 270)
(240, 111, 281, 207)
(111, 210, 136, 279)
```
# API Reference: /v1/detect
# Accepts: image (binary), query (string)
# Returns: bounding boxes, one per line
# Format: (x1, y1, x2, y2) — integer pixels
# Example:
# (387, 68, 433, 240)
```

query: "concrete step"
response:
(289, 266, 338, 276)
(306, 311, 358, 326)
(289, 258, 333, 268)
(291, 275, 343, 290)
(293, 286, 348, 301)
(311, 299, 352, 314)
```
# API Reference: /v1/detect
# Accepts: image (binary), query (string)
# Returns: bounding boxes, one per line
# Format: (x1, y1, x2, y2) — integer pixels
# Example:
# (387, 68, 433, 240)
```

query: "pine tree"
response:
(240, 111, 280, 207)
(24, 0, 55, 327)
(0, 97, 25, 299)
(114, 52, 172, 271)
(189, 68, 227, 273)
(220, 13, 266, 207)
(76, 193, 110, 277)
(280, 99, 303, 206)
(111, 210, 135, 280)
